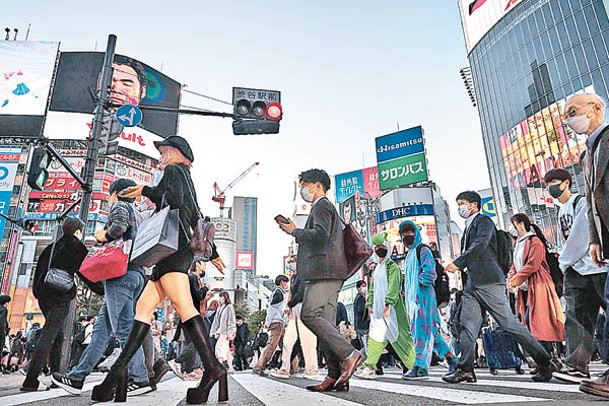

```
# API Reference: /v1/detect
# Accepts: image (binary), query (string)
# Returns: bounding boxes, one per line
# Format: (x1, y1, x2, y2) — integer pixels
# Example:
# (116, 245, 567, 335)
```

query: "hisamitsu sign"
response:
(375, 126, 425, 163)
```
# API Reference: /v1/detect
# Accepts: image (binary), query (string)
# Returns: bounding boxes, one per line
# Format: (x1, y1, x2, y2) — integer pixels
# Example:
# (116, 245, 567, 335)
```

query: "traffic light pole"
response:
(59, 34, 117, 372)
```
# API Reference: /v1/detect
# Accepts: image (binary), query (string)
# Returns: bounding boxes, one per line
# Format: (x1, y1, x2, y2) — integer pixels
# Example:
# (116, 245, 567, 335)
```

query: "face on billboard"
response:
(49, 52, 180, 137)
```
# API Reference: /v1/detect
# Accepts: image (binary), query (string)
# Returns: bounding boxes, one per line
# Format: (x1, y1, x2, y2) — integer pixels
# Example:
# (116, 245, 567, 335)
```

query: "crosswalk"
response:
(0, 364, 607, 405)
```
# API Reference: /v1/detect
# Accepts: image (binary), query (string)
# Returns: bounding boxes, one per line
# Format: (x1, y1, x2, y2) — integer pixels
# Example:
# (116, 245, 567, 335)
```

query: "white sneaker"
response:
(270, 370, 290, 379)
(355, 366, 377, 380)
(303, 372, 322, 381)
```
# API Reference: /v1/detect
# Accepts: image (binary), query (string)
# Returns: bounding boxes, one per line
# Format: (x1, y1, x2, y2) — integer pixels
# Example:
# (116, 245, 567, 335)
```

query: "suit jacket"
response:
(293, 197, 348, 281)
(453, 213, 505, 290)
(353, 292, 369, 332)
(584, 125, 609, 257)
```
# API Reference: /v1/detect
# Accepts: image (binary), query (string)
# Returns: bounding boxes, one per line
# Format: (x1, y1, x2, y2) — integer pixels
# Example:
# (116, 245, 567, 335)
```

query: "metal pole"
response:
(60, 34, 117, 372)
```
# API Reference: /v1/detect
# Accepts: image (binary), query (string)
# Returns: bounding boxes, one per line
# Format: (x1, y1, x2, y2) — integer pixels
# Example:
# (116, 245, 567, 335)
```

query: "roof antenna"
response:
(13, 28, 18, 41)
(25, 23, 31, 41)
(4, 28, 10, 41)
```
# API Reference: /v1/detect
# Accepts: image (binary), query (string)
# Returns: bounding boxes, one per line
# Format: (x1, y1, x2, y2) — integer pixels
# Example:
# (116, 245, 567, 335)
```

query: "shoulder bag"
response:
(43, 240, 75, 293)
(339, 216, 373, 280)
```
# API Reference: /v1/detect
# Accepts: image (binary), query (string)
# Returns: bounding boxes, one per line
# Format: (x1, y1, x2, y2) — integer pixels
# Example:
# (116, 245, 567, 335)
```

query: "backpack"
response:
(526, 235, 564, 297)
(26, 327, 42, 353)
(496, 230, 514, 275)
(416, 244, 451, 308)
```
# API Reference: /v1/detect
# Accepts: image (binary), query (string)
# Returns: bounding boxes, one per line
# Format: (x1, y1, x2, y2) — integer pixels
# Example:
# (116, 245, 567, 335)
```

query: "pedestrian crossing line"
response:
(1, 380, 98, 406)
(233, 373, 364, 405)
(347, 379, 550, 404)
(377, 373, 582, 393)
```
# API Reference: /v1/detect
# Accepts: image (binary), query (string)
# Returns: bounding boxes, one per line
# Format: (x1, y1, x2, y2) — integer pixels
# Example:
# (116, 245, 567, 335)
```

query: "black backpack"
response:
(416, 244, 450, 308)
(526, 235, 564, 297)
(496, 230, 514, 274)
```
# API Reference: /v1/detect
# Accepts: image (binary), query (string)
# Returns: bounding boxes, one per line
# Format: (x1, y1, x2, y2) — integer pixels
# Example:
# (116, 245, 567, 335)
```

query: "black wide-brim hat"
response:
(153, 136, 194, 162)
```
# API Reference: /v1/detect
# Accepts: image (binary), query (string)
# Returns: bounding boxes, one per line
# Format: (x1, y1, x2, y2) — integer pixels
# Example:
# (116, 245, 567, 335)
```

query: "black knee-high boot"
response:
(182, 315, 228, 404)
(91, 320, 150, 403)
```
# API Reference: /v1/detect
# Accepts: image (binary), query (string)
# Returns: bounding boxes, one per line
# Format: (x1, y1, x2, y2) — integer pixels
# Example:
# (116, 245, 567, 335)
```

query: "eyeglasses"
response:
(560, 102, 594, 123)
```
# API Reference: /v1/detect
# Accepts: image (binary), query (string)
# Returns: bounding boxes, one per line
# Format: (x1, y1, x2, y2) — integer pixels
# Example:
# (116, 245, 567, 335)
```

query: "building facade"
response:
(231, 196, 258, 274)
(460, 0, 609, 243)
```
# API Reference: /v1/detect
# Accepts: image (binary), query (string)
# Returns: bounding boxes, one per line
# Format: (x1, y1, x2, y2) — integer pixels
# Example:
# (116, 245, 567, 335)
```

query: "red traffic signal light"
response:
(266, 102, 282, 121)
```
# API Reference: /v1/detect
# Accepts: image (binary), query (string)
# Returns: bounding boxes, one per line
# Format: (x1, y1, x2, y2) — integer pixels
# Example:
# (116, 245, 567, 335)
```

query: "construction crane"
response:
(212, 162, 259, 217)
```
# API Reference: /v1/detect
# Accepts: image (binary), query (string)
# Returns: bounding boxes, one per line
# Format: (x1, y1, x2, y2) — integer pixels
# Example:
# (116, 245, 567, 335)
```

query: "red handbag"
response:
(79, 239, 130, 283)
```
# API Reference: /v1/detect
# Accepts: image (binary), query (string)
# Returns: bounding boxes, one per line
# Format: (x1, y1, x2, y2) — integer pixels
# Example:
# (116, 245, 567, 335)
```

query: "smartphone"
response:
(274, 214, 290, 224)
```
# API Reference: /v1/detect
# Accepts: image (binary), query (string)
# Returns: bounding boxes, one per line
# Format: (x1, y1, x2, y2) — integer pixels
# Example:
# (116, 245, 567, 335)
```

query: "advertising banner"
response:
(459, 0, 524, 53)
(335, 166, 382, 204)
(0, 151, 21, 241)
(481, 196, 497, 217)
(235, 252, 254, 270)
(375, 204, 434, 224)
(378, 152, 428, 190)
(375, 126, 424, 163)
(0, 41, 59, 136)
(48, 52, 180, 137)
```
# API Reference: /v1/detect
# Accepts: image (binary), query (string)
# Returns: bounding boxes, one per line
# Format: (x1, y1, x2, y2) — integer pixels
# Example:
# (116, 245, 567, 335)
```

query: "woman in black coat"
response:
(92, 136, 227, 404)
(21, 217, 88, 391)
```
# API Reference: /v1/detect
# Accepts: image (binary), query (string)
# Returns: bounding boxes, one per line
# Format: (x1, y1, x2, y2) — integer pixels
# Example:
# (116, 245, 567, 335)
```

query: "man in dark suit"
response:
(443, 191, 554, 384)
(563, 93, 609, 398)
(278, 169, 363, 392)
(353, 280, 369, 355)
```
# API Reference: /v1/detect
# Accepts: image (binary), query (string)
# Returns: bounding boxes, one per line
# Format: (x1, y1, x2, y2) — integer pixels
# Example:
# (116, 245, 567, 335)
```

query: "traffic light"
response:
(98, 108, 124, 156)
(232, 87, 282, 135)
(27, 146, 51, 191)
(19, 219, 38, 234)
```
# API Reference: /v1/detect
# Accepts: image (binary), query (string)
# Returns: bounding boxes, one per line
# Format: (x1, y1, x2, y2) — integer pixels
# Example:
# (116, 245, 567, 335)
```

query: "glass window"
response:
(555, 21, 568, 48)
(584, 4, 601, 35)
(574, 10, 590, 40)
(572, 44, 588, 72)
(592, 34, 609, 65)
(565, 15, 580, 44)
(594, 0, 609, 30)
(564, 49, 580, 78)
(591, 68, 605, 94)
(582, 38, 600, 70)
(558, 0, 573, 18)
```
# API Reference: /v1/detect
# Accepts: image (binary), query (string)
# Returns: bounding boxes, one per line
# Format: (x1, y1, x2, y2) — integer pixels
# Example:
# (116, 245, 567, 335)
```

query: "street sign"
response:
(115, 105, 143, 127)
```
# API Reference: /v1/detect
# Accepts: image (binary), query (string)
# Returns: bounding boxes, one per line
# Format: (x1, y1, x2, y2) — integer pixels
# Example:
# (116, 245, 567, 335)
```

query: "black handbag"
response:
(43, 241, 74, 293)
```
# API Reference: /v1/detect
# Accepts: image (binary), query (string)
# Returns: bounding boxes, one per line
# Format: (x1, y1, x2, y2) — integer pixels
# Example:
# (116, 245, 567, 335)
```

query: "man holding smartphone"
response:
(276, 169, 363, 392)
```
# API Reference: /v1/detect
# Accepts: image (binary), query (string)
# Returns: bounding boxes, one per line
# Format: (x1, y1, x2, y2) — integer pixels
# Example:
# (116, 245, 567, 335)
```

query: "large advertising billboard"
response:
(0, 149, 21, 241)
(375, 126, 428, 191)
(498, 86, 594, 207)
(335, 166, 382, 204)
(459, 0, 524, 53)
(0, 41, 59, 136)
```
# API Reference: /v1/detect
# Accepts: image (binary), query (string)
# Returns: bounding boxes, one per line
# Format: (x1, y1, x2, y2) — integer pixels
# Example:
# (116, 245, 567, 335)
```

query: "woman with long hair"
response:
(209, 292, 236, 373)
(91, 136, 226, 404)
(507, 213, 565, 361)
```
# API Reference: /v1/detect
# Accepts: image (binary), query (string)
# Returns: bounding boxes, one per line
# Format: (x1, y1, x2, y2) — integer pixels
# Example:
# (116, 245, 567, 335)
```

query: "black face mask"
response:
(402, 235, 415, 246)
(375, 247, 388, 258)
(548, 184, 564, 199)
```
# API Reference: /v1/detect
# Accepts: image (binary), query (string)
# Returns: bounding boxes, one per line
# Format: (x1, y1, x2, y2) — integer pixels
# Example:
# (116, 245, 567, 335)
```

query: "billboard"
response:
(47, 52, 180, 138)
(459, 0, 524, 53)
(0, 150, 21, 241)
(0, 41, 59, 136)
(236, 252, 254, 270)
(335, 166, 382, 204)
(498, 86, 594, 206)
(375, 126, 428, 191)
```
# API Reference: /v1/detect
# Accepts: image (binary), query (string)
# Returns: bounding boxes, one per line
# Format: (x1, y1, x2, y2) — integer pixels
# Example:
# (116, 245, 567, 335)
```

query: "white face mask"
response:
(300, 186, 315, 203)
(566, 115, 591, 134)
(458, 204, 472, 219)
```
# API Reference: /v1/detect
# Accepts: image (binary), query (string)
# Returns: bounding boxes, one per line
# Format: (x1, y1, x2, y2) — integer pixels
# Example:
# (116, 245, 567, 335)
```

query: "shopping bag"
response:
(341, 220, 373, 280)
(79, 239, 130, 283)
(131, 206, 179, 267)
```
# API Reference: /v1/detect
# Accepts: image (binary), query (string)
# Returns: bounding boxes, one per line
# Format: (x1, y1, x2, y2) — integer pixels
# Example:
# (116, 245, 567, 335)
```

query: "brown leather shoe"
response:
(306, 377, 337, 392)
(580, 371, 609, 398)
(335, 351, 364, 387)
(335, 380, 349, 392)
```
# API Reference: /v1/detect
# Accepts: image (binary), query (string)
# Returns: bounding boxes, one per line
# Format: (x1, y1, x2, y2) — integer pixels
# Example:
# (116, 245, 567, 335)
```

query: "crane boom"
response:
(223, 162, 259, 194)
(212, 162, 259, 216)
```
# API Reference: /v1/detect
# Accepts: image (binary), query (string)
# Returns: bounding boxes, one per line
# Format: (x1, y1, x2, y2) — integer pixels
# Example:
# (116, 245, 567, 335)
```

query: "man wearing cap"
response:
(53, 179, 152, 396)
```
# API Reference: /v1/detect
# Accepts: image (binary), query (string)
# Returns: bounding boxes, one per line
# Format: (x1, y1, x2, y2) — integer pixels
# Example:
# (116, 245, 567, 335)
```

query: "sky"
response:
(4, 1, 491, 277)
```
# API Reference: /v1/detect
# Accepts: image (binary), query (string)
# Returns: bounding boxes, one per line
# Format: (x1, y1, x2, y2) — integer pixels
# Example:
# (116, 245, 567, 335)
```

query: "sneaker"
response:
(402, 366, 429, 381)
(270, 370, 290, 379)
(303, 372, 322, 381)
(355, 366, 377, 380)
(168, 360, 184, 380)
(20, 382, 50, 392)
(553, 367, 591, 384)
(98, 348, 121, 372)
(532, 361, 558, 382)
(51, 373, 84, 395)
(126, 380, 153, 397)
(252, 368, 268, 377)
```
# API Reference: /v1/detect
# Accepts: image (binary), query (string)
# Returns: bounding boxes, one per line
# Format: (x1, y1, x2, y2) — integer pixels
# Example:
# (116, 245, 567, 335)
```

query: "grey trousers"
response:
(300, 280, 354, 379)
(456, 283, 551, 371)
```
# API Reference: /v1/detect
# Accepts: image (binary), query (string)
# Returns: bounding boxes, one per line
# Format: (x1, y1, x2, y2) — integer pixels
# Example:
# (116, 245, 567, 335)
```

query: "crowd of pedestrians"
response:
(0, 90, 609, 402)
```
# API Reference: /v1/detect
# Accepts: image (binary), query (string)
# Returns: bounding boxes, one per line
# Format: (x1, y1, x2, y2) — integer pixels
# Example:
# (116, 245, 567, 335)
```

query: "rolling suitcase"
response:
(481, 326, 524, 375)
